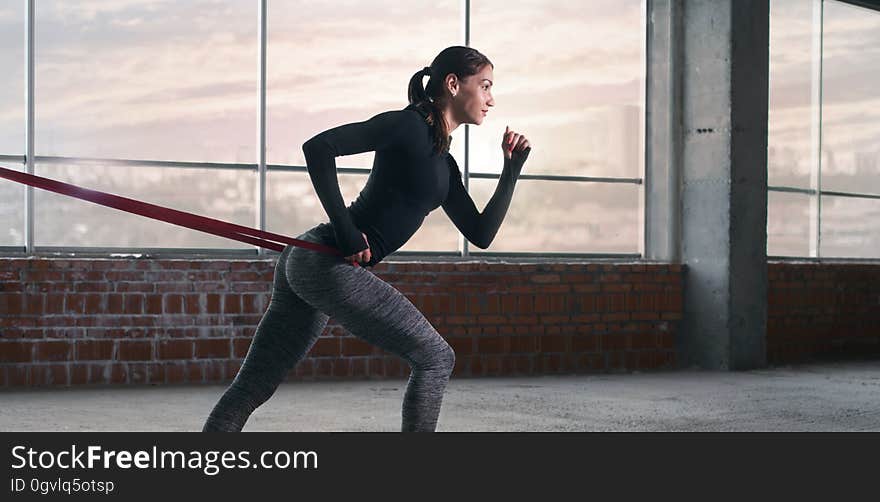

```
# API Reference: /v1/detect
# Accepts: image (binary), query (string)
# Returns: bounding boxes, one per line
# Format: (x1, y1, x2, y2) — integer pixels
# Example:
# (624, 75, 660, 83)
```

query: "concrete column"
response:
(647, 0, 768, 370)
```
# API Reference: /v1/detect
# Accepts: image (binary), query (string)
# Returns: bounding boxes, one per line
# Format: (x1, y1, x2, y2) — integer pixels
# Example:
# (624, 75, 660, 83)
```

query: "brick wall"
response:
(0, 257, 682, 388)
(768, 263, 880, 364)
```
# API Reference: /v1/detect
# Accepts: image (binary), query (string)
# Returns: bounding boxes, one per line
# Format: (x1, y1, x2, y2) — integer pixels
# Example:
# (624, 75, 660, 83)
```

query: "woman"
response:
(202, 46, 531, 432)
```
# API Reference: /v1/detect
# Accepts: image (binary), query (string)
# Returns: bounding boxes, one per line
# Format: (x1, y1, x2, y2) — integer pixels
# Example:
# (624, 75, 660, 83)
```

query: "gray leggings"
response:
(202, 223, 455, 432)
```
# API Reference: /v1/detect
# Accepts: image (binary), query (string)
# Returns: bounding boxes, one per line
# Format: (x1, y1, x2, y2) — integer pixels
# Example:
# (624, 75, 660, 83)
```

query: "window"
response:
(2, 1, 648, 257)
(769, 0, 880, 258)
(468, 0, 644, 254)
(33, 0, 258, 248)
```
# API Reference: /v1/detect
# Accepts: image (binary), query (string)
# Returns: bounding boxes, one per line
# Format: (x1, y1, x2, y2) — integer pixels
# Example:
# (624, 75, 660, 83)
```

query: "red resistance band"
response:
(0, 165, 350, 262)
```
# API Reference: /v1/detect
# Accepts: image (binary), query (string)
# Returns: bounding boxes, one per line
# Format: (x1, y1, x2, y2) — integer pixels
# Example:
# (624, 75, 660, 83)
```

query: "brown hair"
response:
(407, 46, 493, 154)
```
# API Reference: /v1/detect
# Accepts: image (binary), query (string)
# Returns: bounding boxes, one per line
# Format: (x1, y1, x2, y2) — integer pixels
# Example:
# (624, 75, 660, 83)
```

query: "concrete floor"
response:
(1, 360, 879, 432)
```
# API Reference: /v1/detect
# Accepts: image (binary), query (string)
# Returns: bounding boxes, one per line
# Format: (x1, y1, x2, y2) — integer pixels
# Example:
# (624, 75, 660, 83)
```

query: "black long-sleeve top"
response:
(302, 104, 520, 267)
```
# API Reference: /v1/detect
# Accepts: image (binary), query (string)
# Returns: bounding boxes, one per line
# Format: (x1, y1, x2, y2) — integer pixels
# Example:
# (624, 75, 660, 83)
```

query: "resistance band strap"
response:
(0, 165, 346, 259)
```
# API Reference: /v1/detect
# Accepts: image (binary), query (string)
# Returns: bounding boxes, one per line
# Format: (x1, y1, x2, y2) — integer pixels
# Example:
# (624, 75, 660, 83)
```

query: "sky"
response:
(0, 0, 877, 257)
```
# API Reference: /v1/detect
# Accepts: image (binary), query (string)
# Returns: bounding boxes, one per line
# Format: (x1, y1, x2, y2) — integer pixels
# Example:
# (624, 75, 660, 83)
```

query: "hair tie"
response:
(423, 66, 432, 76)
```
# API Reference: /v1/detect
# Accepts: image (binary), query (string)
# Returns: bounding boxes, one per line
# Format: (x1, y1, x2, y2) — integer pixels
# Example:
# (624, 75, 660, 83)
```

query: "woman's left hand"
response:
(502, 126, 530, 160)
(502, 125, 531, 178)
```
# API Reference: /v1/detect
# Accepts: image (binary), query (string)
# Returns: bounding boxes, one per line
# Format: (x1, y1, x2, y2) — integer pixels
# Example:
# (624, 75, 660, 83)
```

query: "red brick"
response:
(512, 295, 532, 314)
(164, 294, 184, 314)
(146, 363, 166, 384)
(447, 336, 474, 356)
(144, 294, 162, 314)
(1, 342, 33, 363)
(485, 355, 504, 375)
(158, 340, 193, 360)
(226, 360, 242, 379)
(7, 366, 28, 386)
(118, 341, 152, 361)
(603, 335, 628, 351)
(76, 340, 114, 361)
(341, 337, 374, 356)
(333, 359, 351, 377)
(510, 336, 537, 353)
(315, 359, 333, 377)
(123, 294, 144, 314)
(223, 295, 241, 314)
(477, 336, 508, 354)
(383, 357, 403, 377)
(186, 361, 203, 382)
(165, 362, 186, 383)
(572, 334, 599, 352)
(310, 338, 340, 357)
(233, 338, 252, 358)
(466, 296, 481, 314)
(109, 363, 127, 384)
(129, 363, 148, 384)
(35, 341, 71, 362)
(24, 294, 43, 315)
(484, 296, 500, 315)
(540, 335, 568, 353)
(203, 360, 225, 382)
(70, 363, 89, 385)
(41, 293, 63, 314)
(368, 358, 383, 377)
(0, 294, 23, 315)
(107, 294, 124, 314)
(184, 294, 202, 315)
(84, 293, 103, 313)
(293, 359, 314, 378)
(195, 339, 230, 359)
(205, 293, 222, 314)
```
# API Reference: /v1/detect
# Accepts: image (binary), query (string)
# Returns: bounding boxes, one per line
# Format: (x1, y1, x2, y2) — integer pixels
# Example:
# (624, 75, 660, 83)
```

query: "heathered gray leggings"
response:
(202, 223, 455, 432)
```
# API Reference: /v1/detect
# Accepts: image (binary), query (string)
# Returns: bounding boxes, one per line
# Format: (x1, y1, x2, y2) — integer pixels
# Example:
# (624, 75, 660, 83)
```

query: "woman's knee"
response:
(410, 338, 455, 373)
(439, 342, 456, 373)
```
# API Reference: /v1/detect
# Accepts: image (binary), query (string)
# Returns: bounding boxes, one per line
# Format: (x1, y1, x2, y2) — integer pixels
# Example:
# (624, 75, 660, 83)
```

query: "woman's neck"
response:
(440, 106, 461, 133)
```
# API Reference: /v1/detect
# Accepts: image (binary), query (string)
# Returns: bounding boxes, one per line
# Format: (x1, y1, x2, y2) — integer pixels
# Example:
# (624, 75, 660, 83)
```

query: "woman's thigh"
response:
(285, 244, 448, 363)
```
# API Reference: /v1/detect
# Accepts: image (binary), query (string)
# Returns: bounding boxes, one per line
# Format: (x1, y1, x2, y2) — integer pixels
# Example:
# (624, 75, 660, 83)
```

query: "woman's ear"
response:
(445, 73, 459, 97)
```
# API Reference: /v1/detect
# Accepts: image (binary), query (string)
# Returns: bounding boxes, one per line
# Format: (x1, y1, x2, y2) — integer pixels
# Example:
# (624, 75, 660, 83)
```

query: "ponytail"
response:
(407, 66, 450, 155)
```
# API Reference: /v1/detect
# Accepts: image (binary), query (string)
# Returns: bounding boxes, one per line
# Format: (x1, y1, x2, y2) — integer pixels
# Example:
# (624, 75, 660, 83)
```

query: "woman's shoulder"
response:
(402, 103, 434, 126)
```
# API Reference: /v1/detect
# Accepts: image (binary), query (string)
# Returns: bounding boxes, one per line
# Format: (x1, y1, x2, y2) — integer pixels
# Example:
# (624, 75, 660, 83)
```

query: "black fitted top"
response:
(302, 103, 518, 266)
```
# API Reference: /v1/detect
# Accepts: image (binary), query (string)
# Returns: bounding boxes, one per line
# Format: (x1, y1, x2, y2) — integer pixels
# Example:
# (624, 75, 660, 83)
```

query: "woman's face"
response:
(451, 64, 495, 126)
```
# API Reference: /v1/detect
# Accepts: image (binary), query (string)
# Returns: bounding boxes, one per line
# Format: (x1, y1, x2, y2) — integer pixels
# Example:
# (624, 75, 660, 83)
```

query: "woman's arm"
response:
(302, 110, 419, 257)
(442, 134, 531, 249)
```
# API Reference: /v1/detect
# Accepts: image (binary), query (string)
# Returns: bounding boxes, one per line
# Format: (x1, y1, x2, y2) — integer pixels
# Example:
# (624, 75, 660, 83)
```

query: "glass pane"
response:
(267, 171, 459, 253)
(0, 1, 24, 156)
(35, 1, 257, 163)
(35, 162, 256, 248)
(467, 179, 639, 253)
(820, 195, 880, 259)
(402, 207, 459, 253)
(767, 191, 812, 257)
(768, 0, 816, 189)
(468, 0, 644, 177)
(820, 1, 880, 195)
(268, 171, 368, 239)
(266, 0, 462, 169)
(0, 161, 25, 247)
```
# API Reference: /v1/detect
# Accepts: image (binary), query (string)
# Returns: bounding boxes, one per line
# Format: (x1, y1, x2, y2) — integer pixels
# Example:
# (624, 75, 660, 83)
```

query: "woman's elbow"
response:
(470, 235, 492, 249)
(301, 137, 319, 158)
(302, 135, 334, 158)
